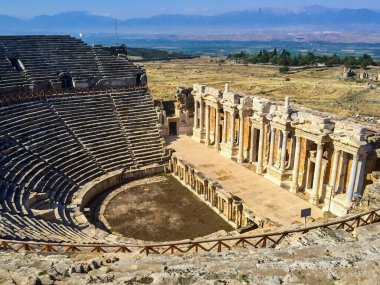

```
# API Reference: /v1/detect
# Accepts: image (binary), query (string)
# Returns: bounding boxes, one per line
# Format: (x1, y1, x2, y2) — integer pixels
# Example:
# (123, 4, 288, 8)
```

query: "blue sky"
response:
(1, 0, 380, 19)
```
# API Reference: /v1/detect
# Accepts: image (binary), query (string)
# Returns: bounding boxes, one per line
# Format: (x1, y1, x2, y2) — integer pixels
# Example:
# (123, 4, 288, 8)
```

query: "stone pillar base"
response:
(289, 184, 298, 194)
(219, 143, 237, 159)
(256, 165, 264, 175)
(322, 194, 352, 217)
(192, 128, 205, 144)
(309, 195, 319, 206)
(264, 166, 292, 189)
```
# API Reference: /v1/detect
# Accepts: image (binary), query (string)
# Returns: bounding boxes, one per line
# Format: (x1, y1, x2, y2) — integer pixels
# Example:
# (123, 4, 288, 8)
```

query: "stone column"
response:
(337, 152, 348, 194)
(249, 126, 258, 163)
(329, 149, 341, 194)
(287, 136, 296, 169)
(185, 169, 189, 185)
(199, 99, 204, 130)
(354, 154, 367, 197)
(230, 110, 236, 145)
(346, 154, 359, 203)
(205, 105, 210, 146)
(215, 107, 221, 150)
(256, 124, 265, 174)
(194, 100, 199, 129)
(237, 111, 245, 164)
(310, 143, 324, 205)
(268, 126, 275, 166)
(290, 136, 301, 193)
(227, 200, 232, 220)
(222, 110, 227, 144)
(276, 131, 283, 166)
(280, 130, 288, 171)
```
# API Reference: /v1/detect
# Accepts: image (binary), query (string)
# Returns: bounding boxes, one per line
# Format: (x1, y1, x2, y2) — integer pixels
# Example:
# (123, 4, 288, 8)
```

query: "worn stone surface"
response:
(1, 223, 379, 285)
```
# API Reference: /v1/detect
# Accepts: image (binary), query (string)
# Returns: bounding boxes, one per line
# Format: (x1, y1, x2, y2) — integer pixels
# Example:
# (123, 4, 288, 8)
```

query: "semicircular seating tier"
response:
(0, 35, 145, 94)
(0, 89, 165, 243)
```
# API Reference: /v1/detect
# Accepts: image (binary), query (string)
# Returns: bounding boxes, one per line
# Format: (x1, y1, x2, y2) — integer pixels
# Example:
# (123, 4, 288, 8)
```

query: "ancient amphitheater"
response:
(0, 36, 380, 285)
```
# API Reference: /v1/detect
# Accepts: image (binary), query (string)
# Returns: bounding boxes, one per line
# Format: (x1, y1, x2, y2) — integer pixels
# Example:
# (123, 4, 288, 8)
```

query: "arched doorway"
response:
(60, 74, 73, 89)
(136, 74, 142, 86)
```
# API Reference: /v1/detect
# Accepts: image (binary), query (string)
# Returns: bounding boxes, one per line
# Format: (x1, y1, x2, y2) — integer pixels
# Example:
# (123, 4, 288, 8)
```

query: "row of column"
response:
(290, 138, 367, 204)
(195, 100, 237, 148)
(268, 127, 289, 171)
(195, 99, 368, 205)
(194, 99, 267, 174)
(329, 150, 367, 203)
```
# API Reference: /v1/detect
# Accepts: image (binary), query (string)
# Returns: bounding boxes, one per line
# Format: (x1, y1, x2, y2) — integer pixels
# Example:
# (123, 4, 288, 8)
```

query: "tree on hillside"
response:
(343, 56, 357, 67)
(270, 48, 278, 58)
(227, 49, 379, 69)
(258, 49, 270, 63)
(325, 54, 341, 67)
(358, 53, 375, 68)
(306, 52, 316, 64)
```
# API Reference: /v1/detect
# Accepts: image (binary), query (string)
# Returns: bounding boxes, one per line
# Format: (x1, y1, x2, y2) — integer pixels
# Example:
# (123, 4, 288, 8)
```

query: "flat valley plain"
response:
(144, 58, 380, 117)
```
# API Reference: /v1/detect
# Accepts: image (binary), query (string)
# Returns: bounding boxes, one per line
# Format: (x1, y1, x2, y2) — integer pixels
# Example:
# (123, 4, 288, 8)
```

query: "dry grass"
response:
(144, 58, 380, 116)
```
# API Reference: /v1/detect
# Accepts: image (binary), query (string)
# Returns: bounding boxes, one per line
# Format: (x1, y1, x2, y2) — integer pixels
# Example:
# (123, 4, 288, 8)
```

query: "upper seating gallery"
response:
(0, 35, 146, 94)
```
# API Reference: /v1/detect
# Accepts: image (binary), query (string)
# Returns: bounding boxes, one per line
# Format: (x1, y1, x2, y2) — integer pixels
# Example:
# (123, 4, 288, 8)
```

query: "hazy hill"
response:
(1, 6, 380, 36)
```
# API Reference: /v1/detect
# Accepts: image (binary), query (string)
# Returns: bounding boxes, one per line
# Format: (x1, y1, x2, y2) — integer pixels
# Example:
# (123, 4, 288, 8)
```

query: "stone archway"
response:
(60, 73, 73, 89)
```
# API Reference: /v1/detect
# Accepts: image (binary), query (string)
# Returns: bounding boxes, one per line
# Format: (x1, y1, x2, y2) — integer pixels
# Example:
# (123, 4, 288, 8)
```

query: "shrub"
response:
(279, 66, 290, 73)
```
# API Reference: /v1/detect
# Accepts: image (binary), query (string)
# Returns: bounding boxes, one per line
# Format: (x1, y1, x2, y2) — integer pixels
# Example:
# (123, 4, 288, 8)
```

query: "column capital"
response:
(316, 142, 325, 149)
(353, 154, 361, 161)
(238, 109, 247, 117)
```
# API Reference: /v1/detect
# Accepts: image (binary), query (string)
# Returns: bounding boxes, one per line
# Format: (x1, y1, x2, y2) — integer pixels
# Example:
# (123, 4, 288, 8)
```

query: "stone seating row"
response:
(0, 36, 143, 87)
(0, 90, 165, 242)
(111, 92, 165, 166)
(0, 103, 104, 187)
(49, 95, 135, 172)
(0, 211, 101, 243)
(0, 50, 30, 88)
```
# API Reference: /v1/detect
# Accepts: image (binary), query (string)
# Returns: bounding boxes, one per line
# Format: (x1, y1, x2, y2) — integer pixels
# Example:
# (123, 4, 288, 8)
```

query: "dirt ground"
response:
(103, 175, 233, 242)
(144, 58, 380, 116)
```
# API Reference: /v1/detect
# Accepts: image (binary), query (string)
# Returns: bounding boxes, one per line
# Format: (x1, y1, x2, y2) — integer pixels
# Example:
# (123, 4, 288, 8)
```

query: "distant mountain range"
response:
(1, 6, 380, 40)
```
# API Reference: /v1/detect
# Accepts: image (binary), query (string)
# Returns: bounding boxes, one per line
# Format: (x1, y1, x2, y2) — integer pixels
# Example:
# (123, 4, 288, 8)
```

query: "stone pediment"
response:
(251, 97, 272, 114)
(331, 119, 375, 148)
(240, 96, 253, 108)
(203, 93, 220, 103)
(223, 91, 240, 104)
(292, 111, 335, 135)
(204, 86, 222, 98)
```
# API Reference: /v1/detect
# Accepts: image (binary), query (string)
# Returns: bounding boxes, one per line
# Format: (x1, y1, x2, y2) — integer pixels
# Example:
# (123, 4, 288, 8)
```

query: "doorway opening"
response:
(169, 122, 177, 135)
